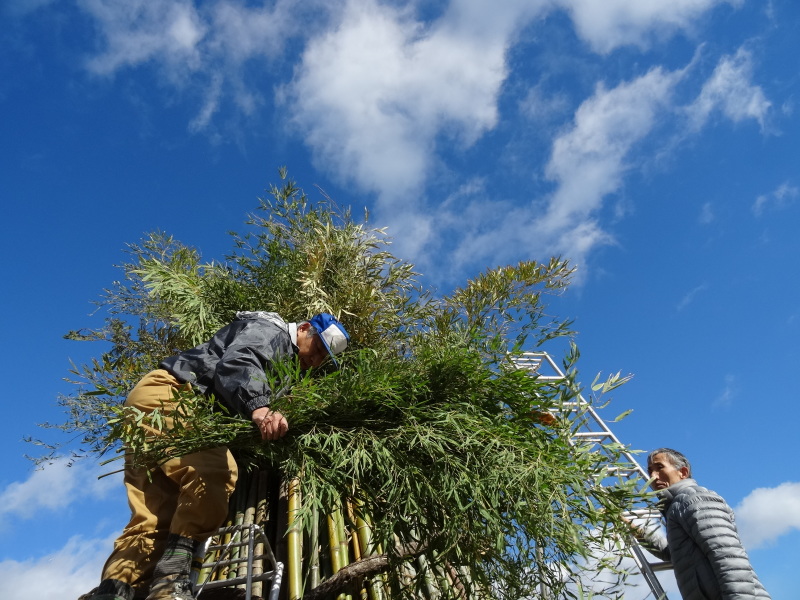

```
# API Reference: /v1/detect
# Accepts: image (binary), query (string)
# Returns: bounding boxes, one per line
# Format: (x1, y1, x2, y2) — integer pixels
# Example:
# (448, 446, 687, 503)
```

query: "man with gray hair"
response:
(634, 448, 771, 600)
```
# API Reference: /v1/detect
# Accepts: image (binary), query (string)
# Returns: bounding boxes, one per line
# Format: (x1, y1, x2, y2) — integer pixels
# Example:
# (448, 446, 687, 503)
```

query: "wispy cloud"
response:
(753, 181, 799, 216)
(440, 66, 682, 277)
(736, 481, 800, 549)
(699, 202, 715, 224)
(0, 461, 119, 522)
(25, 0, 770, 276)
(77, 0, 308, 126)
(0, 533, 114, 600)
(677, 282, 708, 310)
(80, 0, 207, 76)
(282, 0, 544, 204)
(713, 373, 738, 408)
(686, 47, 771, 131)
(558, 0, 744, 54)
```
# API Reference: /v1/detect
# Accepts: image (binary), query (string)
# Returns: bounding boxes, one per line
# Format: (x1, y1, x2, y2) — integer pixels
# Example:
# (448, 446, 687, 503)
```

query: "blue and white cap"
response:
(309, 313, 350, 366)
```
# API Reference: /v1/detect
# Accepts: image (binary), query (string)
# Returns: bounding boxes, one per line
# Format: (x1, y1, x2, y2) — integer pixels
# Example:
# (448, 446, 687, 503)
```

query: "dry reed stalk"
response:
(252, 470, 268, 599)
(237, 471, 259, 584)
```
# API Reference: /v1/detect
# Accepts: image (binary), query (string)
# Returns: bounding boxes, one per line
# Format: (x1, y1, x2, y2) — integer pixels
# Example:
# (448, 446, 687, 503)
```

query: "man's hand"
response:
(252, 407, 289, 441)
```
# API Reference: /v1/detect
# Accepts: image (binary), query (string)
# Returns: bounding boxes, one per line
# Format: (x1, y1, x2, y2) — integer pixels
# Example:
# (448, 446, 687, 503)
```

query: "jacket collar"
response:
(656, 478, 697, 512)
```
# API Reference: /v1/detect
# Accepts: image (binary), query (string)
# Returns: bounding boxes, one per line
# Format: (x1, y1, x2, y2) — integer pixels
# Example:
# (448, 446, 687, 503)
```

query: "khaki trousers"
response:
(101, 370, 238, 590)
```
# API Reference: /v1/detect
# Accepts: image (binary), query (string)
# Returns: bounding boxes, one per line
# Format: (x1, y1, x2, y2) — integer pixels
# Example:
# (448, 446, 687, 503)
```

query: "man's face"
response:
(648, 453, 690, 491)
(296, 323, 330, 370)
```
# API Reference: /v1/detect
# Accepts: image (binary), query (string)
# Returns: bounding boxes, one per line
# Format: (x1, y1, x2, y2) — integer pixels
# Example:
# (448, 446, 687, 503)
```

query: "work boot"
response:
(82, 578, 135, 600)
(146, 534, 197, 600)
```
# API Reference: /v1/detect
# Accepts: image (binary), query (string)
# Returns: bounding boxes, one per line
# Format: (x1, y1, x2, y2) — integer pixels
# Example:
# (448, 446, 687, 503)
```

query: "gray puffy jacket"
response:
(643, 479, 770, 600)
(159, 312, 294, 418)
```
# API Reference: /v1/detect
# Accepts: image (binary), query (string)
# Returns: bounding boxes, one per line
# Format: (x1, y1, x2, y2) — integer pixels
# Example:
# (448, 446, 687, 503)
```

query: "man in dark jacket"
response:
(87, 311, 350, 600)
(637, 448, 771, 600)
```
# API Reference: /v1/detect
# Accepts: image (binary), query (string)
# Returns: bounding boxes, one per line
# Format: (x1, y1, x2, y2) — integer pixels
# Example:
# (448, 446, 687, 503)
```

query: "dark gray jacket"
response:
(643, 478, 770, 600)
(159, 312, 294, 418)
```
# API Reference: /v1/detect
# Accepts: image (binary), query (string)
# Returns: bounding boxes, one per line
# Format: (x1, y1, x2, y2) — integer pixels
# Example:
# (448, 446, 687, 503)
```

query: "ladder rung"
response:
(200, 570, 279, 590)
(199, 554, 270, 570)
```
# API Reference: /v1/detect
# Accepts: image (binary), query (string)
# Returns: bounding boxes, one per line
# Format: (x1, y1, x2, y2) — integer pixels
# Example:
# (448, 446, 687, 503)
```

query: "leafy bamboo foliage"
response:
(32, 170, 642, 598)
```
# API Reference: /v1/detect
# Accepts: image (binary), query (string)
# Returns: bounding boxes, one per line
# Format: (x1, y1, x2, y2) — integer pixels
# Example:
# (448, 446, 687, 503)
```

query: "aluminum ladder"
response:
(513, 351, 671, 600)
(191, 522, 284, 600)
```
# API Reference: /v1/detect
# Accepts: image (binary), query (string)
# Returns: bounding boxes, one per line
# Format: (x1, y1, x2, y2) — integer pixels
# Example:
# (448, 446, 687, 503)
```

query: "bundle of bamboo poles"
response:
(194, 468, 481, 600)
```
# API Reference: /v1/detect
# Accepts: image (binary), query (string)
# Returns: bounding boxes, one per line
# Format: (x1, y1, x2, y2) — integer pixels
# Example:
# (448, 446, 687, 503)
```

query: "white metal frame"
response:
(192, 523, 284, 600)
(512, 351, 670, 600)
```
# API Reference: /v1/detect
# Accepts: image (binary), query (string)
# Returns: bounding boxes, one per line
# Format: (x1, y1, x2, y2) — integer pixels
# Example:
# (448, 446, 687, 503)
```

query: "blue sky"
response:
(2, 0, 799, 598)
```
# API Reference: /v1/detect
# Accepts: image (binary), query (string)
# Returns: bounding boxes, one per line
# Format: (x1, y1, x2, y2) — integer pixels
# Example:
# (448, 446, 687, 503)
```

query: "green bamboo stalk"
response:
(225, 480, 248, 582)
(334, 507, 353, 600)
(326, 508, 352, 600)
(287, 477, 304, 600)
(196, 529, 219, 586)
(346, 501, 368, 600)
(354, 506, 387, 600)
(430, 551, 452, 600)
(327, 511, 343, 574)
(244, 470, 264, 598)
(416, 554, 441, 600)
(210, 500, 238, 583)
(398, 548, 417, 595)
(309, 504, 321, 590)
(274, 474, 289, 588)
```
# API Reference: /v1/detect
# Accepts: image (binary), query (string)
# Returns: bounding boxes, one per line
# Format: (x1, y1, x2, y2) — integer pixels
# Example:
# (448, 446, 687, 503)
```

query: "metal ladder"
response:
(513, 351, 671, 600)
(191, 523, 285, 600)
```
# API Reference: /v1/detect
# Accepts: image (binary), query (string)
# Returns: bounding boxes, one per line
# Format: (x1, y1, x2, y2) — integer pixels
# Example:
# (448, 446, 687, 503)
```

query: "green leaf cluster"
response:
(32, 169, 643, 598)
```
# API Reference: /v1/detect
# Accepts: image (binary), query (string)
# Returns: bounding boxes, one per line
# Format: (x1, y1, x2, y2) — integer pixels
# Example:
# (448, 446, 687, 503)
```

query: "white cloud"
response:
(59, 0, 774, 278)
(0, 460, 120, 522)
(80, 0, 207, 76)
(713, 373, 738, 409)
(736, 482, 800, 549)
(686, 47, 771, 131)
(283, 0, 548, 204)
(544, 68, 677, 228)
(0, 533, 115, 600)
(558, 0, 743, 54)
(519, 84, 571, 124)
(699, 202, 714, 224)
(753, 181, 798, 216)
(442, 66, 680, 275)
(677, 282, 708, 310)
(207, 0, 298, 62)
(78, 0, 304, 127)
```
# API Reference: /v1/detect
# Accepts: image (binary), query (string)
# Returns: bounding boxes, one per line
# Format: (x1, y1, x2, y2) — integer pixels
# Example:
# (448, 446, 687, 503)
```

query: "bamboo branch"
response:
(301, 538, 432, 600)
(301, 555, 389, 600)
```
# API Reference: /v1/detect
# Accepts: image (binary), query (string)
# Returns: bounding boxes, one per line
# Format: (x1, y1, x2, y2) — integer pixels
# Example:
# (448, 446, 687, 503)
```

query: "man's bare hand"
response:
(252, 407, 289, 441)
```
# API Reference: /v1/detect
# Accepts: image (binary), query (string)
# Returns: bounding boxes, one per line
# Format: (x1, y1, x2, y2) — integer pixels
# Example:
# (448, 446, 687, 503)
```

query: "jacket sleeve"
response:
(680, 492, 768, 599)
(637, 524, 671, 562)
(212, 320, 293, 418)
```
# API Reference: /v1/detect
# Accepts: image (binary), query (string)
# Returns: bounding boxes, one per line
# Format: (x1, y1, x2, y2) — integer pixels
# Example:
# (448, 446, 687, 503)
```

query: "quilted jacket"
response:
(643, 478, 771, 600)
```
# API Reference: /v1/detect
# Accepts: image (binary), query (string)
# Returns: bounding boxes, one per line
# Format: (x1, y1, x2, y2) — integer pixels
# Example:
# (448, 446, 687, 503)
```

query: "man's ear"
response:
(297, 322, 311, 333)
(679, 466, 690, 480)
